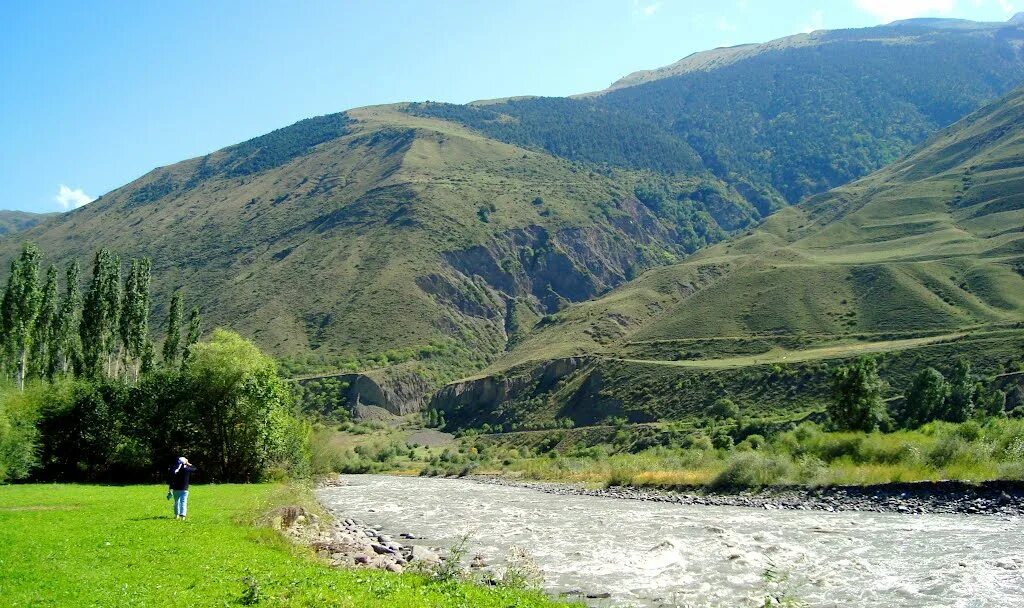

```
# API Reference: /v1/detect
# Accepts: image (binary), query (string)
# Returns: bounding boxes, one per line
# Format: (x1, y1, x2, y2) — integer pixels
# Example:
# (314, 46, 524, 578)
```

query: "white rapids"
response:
(316, 475, 1024, 607)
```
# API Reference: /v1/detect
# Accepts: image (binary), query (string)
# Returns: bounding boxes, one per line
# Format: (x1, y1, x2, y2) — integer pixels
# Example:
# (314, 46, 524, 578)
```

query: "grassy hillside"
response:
(0, 210, 54, 236)
(410, 17, 1024, 204)
(432, 83, 1024, 428)
(4, 17, 1023, 405)
(0, 106, 757, 388)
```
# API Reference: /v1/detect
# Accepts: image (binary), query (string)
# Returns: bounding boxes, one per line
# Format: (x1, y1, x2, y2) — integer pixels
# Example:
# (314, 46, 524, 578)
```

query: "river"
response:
(316, 475, 1024, 607)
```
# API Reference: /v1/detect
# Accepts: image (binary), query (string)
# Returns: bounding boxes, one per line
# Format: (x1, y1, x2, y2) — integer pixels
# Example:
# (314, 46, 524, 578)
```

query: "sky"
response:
(1, 0, 1021, 213)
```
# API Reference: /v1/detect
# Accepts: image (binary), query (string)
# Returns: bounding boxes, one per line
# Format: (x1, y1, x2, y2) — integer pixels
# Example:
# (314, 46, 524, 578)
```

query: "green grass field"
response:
(0, 484, 571, 608)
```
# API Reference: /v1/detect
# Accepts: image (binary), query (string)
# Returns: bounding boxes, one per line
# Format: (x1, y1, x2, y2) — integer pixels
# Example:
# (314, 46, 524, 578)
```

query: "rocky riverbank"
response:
(268, 495, 443, 574)
(467, 475, 1024, 516)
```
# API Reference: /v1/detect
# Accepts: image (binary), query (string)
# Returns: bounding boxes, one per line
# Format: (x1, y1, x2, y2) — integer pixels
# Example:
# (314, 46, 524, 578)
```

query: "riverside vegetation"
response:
(0, 244, 573, 607)
(310, 355, 1024, 494)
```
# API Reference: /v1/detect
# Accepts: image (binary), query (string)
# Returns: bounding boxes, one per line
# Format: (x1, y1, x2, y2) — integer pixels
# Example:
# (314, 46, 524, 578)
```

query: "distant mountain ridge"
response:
(432, 81, 1024, 427)
(411, 16, 1024, 204)
(0, 210, 55, 236)
(3, 16, 1024, 407)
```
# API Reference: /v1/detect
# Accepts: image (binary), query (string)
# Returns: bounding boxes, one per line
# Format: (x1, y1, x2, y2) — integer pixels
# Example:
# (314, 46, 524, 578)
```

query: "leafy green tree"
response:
(29, 265, 59, 380)
(52, 261, 83, 376)
(0, 244, 43, 390)
(829, 357, 886, 432)
(711, 397, 740, 421)
(895, 367, 949, 429)
(80, 250, 118, 377)
(982, 389, 1007, 418)
(161, 292, 183, 365)
(119, 258, 152, 381)
(182, 306, 202, 364)
(184, 329, 303, 481)
(0, 384, 41, 482)
(943, 358, 976, 422)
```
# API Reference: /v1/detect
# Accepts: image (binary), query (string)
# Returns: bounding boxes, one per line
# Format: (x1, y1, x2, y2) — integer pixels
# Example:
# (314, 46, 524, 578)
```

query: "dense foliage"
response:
(0, 244, 309, 483)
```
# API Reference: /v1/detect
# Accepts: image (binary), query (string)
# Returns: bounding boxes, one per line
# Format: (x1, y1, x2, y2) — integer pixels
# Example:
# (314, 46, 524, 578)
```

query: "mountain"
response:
(433, 83, 1024, 428)
(410, 18, 1024, 204)
(4, 18, 1024, 411)
(0, 107, 756, 386)
(0, 210, 54, 236)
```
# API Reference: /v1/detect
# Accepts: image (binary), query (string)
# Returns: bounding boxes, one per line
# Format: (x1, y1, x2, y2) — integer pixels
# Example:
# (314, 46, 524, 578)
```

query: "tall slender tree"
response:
(81, 249, 120, 378)
(161, 291, 183, 365)
(53, 260, 83, 376)
(29, 265, 59, 379)
(182, 306, 202, 365)
(0, 244, 43, 389)
(120, 257, 152, 381)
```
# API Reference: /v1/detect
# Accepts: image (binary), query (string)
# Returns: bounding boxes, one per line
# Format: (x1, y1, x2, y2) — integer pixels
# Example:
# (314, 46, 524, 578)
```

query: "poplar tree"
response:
(161, 291, 183, 365)
(182, 306, 202, 364)
(29, 265, 59, 379)
(53, 260, 83, 375)
(120, 257, 152, 381)
(81, 249, 120, 378)
(0, 244, 43, 390)
(102, 252, 122, 377)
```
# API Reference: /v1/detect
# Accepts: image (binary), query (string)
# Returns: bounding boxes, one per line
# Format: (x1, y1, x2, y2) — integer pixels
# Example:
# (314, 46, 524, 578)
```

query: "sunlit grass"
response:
(0, 483, 575, 607)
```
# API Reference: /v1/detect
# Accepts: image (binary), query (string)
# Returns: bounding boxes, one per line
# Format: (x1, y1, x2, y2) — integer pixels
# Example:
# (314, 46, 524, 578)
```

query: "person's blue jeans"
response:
(173, 490, 189, 517)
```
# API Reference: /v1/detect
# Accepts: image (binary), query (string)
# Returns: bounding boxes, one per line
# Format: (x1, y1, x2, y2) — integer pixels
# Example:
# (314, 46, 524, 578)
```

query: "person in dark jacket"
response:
(169, 457, 196, 520)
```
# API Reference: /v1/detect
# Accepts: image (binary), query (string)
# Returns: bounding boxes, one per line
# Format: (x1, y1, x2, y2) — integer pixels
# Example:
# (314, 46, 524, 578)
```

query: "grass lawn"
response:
(0, 483, 572, 607)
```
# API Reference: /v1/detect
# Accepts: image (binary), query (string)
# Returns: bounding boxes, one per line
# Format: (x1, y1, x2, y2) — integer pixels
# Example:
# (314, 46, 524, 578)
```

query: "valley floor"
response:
(0, 483, 572, 607)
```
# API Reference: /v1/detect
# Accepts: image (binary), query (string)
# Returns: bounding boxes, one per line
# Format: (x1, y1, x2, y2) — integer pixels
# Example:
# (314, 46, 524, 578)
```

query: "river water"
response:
(316, 475, 1024, 607)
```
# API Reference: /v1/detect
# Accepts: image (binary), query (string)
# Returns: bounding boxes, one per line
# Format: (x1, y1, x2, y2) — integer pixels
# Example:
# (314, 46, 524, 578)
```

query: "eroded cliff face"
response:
(428, 356, 601, 427)
(298, 365, 433, 418)
(417, 197, 683, 352)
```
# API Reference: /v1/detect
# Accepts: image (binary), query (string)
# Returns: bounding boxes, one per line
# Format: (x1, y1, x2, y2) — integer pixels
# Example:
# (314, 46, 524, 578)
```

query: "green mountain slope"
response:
(0, 107, 758, 388)
(410, 17, 1024, 204)
(0, 211, 54, 236)
(433, 83, 1024, 428)
(4, 17, 1024, 415)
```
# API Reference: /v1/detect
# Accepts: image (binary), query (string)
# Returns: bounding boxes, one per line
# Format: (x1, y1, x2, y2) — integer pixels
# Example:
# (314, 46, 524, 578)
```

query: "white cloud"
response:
(853, 0, 956, 22)
(54, 184, 95, 210)
(998, 0, 1017, 15)
(632, 0, 662, 17)
(717, 16, 738, 31)
(800, 10, 825, 32)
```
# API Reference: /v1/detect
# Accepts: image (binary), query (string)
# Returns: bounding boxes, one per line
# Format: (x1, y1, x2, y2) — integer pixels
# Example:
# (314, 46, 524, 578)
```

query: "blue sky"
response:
(1, 0, 1020, 213)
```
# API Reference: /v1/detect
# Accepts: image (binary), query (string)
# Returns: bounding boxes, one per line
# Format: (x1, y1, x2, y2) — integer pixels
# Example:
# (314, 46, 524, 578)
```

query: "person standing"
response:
(168, 457, 196, 520)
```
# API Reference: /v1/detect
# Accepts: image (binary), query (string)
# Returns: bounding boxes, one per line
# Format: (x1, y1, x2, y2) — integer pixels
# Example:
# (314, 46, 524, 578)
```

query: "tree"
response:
(29, 265, 59, 380)
(80, 250, 121, 378)
(943, 358, 976, 422)
(982, 389, 1007, 417)
(828, 357, 886, 432)
(895, 367, 949, 429)
(711, 397, 740, 421)
(182, 306, 202, 364)
(52, 261, 83, 376)
(162, 292, 183, 365)
(119, 258, 152, 381)
(0, 244, 43, 390)
(184, 329, 303, 481)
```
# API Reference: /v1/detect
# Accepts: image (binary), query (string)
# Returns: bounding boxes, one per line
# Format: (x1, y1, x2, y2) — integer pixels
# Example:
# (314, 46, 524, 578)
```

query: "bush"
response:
(0, 383, 42, 482)
(710, 452, 792, 488)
